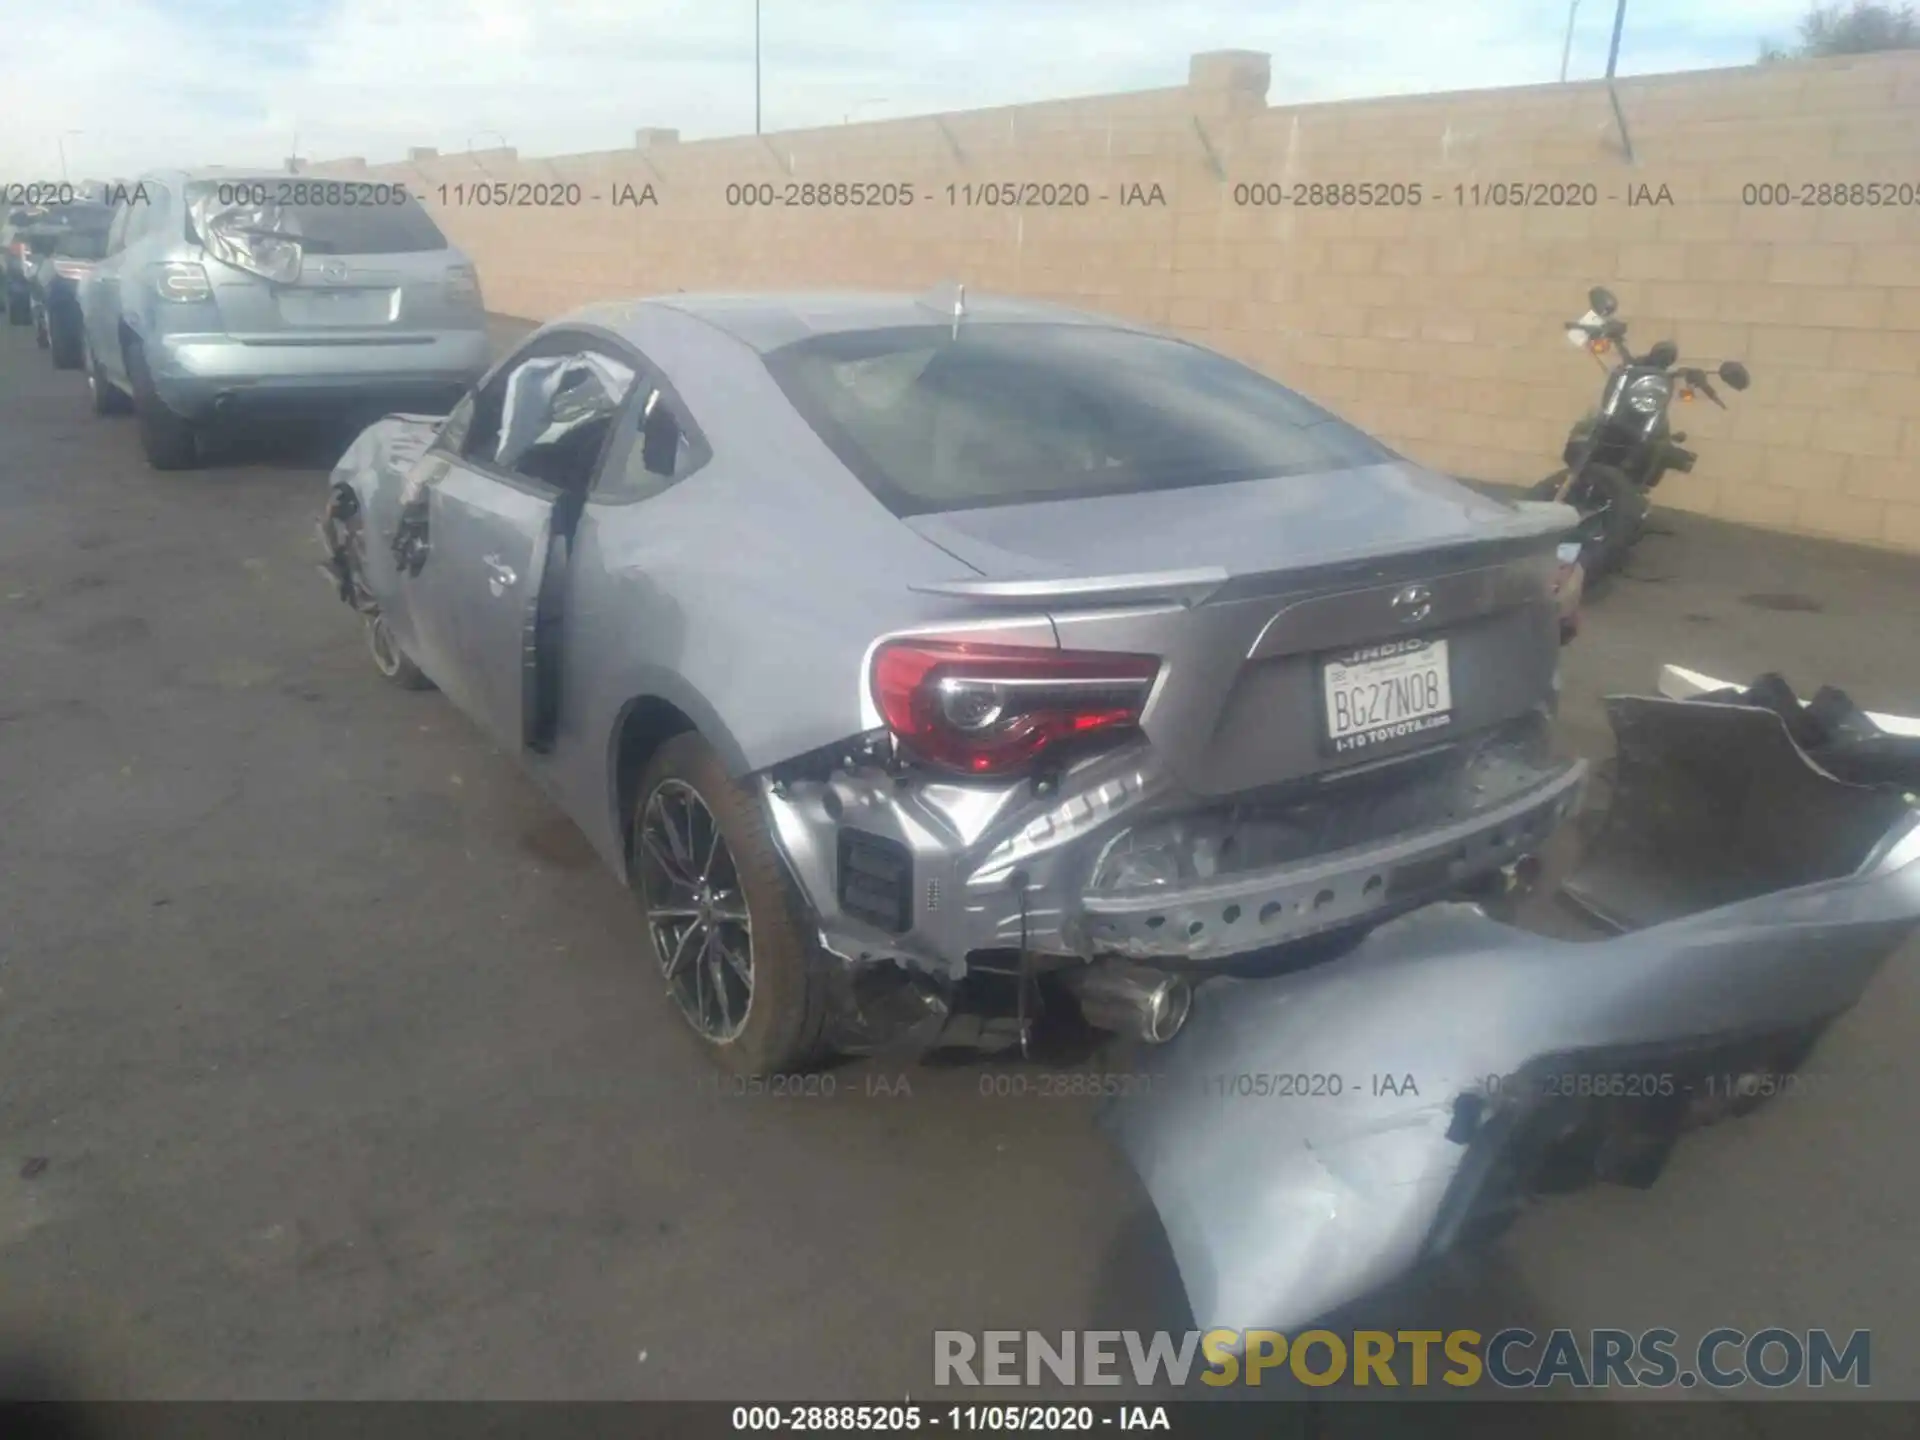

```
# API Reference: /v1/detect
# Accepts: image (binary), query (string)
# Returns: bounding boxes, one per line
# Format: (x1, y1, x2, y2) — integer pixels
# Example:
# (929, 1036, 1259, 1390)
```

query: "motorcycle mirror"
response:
(1719, 360, 1751, 391)
(1588, 286, 1619, 318)
(1646, 340, 1679, 369)
(1603, 318, 1628, 339)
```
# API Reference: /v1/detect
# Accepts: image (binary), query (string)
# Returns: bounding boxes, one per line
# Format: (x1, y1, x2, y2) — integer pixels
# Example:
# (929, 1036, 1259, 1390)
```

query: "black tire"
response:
(6, 288, 28, 325)
(126, 339, 200, 470)
(632, 732, 833, 1076)
(1575, 464, 1647, 577)
(85, 337, 132, 415)
(48, 313, 82, 370)
(365, 613, 434, 690)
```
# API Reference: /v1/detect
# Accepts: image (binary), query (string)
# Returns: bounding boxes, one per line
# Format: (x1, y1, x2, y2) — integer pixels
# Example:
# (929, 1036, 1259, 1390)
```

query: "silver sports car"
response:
(322, 286, 1589, 1075)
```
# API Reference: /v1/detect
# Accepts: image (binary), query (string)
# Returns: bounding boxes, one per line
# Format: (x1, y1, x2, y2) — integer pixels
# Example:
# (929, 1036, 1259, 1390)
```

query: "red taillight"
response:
(870, 639, 1160, 777)
(52, 259, 93, 281)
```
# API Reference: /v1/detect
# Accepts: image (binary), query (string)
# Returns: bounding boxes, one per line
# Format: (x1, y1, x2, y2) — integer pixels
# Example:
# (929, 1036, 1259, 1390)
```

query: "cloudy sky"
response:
(3, 0, 1817, 180)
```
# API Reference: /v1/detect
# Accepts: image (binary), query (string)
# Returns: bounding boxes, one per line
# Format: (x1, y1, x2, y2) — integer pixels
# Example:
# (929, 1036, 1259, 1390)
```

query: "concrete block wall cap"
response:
(1188, 48, 1271, 99)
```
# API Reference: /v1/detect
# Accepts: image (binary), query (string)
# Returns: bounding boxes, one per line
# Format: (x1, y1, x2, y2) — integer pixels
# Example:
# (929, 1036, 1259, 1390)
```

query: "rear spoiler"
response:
(908, 566, 1230, 608)
(909, 504, 1578, 611)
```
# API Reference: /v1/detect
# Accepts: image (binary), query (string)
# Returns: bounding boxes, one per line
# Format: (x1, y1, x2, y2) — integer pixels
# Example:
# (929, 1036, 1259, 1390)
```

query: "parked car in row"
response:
(4, 204, 46, 324)
(322, 286, 1590, 1075)
(19, 201, 116, 368)
(76, 167, 491, 469)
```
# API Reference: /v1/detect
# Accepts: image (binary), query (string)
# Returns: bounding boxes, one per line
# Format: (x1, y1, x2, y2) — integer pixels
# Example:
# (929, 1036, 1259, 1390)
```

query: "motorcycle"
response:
(1532, 286, 1751, 576)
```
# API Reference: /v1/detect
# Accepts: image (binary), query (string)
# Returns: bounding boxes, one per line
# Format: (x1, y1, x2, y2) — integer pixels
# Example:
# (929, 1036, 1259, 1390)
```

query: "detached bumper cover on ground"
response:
(1106, 692, 1920, 1336)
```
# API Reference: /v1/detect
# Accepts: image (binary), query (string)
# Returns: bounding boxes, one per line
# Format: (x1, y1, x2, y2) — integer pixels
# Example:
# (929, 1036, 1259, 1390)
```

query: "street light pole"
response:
(1604, 0, 1628, 78)
(1559, 0, 1581, 82)
(1603, 0, 1634, 163)
(754, 0, 762, 135)
(57, 131, 82, 184)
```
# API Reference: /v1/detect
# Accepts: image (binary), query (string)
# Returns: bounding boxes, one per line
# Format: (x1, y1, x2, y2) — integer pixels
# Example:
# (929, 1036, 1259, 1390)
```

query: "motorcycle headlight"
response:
(1624, 374, 1671, 415)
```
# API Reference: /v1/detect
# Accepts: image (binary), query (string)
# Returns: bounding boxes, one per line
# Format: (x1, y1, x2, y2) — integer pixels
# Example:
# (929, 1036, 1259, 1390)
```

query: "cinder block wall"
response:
(317, 50, 1920, 551)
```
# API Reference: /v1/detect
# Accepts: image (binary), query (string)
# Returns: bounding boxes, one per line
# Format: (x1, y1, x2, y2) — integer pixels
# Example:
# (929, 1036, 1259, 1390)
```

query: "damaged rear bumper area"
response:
(760, 715, 1583, 996)
(1103, 695, 1920, 1336)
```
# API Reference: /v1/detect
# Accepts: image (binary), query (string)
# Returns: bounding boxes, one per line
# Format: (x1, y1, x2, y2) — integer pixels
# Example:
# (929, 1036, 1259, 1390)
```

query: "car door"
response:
(81, 199, 132, 372)
(402, 330, 637, 751)
(109, 182, 175, 382)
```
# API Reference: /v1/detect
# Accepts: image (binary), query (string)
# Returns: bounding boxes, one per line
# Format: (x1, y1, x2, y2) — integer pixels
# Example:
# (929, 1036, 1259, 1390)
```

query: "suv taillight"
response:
(52, 258, 94, 281)
(152, 261, 211, 302)
(446, 264, 481, 303)
(870, 639, 1160, 777)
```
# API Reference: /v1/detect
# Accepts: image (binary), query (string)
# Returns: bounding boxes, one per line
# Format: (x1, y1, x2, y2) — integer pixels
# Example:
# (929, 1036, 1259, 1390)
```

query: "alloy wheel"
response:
(639, 779, 755, 1043)
(366, 614, 402, 677)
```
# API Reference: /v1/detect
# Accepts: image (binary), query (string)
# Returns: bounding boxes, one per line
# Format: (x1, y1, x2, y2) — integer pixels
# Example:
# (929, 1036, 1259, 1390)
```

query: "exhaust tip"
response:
(1143, 977, 1192, 1044)
(1059, 960, 1194, 1045)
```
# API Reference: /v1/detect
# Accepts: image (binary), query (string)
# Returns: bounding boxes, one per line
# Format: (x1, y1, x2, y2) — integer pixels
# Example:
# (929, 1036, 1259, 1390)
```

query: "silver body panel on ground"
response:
(1104, 697, 1920, 1335)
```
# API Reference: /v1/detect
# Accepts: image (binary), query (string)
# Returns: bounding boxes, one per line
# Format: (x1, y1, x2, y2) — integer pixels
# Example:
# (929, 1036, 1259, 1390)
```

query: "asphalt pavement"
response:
(3, 313, 1918, 1424)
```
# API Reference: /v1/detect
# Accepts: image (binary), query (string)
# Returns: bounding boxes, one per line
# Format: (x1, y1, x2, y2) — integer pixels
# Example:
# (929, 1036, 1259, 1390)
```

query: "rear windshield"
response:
(184, 180, 448, 255)
(26, 209, 113, 257)
(761, 322, 1393, 515)
(39, 228, 110, 260)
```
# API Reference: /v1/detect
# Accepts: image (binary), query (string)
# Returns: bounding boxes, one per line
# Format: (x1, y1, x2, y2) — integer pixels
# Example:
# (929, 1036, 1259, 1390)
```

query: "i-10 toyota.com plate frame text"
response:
(1321, 637, 1454, 755)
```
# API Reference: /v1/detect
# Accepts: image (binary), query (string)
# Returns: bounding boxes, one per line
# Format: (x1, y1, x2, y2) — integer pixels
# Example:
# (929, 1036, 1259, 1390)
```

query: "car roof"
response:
(25, 202, 115, 225)
(133, 167, 310, 185)
(562, 290, 1159, 355)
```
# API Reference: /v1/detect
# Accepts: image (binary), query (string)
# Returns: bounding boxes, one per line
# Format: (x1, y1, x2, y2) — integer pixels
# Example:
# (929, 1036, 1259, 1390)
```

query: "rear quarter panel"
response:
(524, 308, 1023, 873)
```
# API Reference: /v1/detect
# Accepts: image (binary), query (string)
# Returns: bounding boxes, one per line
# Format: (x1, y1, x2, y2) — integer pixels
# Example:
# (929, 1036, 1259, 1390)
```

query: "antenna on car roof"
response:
(915, 279, 967, 337)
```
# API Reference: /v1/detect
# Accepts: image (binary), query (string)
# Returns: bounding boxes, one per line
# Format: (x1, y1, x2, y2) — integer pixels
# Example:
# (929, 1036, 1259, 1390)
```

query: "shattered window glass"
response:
(184, 180, 449, 283)
(495, 352, 636, 476)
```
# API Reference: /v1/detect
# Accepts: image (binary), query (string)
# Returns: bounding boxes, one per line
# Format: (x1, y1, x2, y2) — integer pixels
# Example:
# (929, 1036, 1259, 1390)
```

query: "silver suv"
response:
(76, 168, 491, 469)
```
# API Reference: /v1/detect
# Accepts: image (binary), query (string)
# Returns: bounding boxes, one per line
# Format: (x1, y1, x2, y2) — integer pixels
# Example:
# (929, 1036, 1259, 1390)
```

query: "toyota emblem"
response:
(1390, 584, 1433, 625)
(321, 261, 349, 283)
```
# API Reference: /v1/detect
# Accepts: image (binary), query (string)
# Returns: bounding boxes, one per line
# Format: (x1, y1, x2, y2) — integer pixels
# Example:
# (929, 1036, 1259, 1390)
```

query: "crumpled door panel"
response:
(1103, 696, 1920, 1337)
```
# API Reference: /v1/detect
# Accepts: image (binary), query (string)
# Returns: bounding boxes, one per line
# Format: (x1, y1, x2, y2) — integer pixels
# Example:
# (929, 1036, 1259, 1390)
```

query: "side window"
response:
(435, 390, 478, 454)
(596, 381, 706, 503)
(502, 354, 635, 491)
(458, 366, 510, 464)
(132, 183, 170, 247)
(451, 338, 635, 492)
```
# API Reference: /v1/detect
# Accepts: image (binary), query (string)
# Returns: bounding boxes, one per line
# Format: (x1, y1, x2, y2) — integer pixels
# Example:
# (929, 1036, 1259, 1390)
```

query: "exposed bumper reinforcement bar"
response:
(1079, 761, 1586, 965)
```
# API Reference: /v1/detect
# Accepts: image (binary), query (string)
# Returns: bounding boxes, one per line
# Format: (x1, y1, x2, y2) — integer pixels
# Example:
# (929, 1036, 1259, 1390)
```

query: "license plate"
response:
(1321, 637, 1453, 754)
(277, 288, 394, 326)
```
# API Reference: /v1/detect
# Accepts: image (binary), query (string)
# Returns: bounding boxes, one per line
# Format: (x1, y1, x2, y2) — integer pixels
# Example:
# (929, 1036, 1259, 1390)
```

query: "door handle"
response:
(483, 554, 518, 596)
